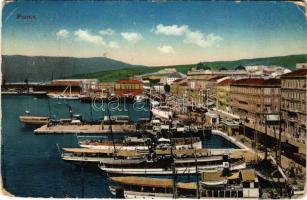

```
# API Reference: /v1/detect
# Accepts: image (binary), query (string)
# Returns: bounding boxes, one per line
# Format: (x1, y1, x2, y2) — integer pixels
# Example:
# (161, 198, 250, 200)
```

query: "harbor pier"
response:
(34, 124, 137, 134)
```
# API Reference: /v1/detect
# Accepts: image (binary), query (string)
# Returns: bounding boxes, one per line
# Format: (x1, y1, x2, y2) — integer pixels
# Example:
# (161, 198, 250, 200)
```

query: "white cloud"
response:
(56, 29, 69, 38)
(121, 32, 144, 42)
(108, 41, 120, 49)
(74, 29, 105, 45)
(154, 24, 188, 36)
(153, 24, 223, 48)
(184, 31, 223, 47)
(157, 45, 175, 54)
(99, 28, 114, 36)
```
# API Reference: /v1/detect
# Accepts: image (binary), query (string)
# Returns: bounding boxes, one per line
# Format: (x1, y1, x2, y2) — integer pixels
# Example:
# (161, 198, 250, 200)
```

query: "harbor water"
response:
(1, 95, 237, 197)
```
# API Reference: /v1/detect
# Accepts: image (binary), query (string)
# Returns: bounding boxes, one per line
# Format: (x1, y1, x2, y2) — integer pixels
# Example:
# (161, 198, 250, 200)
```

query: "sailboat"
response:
(47, 84, 83, 99)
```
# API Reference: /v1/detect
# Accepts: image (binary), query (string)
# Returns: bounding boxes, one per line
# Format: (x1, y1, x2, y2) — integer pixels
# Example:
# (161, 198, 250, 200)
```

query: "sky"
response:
(2, 1, 307, 66)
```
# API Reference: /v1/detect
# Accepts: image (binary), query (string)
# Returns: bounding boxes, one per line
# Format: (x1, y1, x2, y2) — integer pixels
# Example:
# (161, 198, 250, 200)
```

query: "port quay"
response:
(1, 65, 306, 199)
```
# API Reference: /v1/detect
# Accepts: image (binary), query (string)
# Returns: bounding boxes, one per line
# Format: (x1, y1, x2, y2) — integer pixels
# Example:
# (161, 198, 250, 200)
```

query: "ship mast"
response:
(107, 107, 116, 154)
(188, 109, 200, 198)
(169, 118, 177, 198)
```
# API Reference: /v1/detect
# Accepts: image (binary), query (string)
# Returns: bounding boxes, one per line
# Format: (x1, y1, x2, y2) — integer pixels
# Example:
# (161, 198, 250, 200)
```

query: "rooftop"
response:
(218, 79, 236, 86)
(110, 176, 173, 188)
(231, 78, 281, 87)
(116, 79, 143, 84)
(49, 80, 82, 87)
(172, 78, 185, 83)
(240, 169, 256, 182)
(281, 68, 307, 78)
(188, 69, 248, 76)
(202, 171, 225, 182)
(172, 78, 187, 86)
(207, 75, 226, 81)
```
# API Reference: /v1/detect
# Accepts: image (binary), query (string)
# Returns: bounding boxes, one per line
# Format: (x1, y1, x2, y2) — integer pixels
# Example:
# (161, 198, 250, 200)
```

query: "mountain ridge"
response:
(1, 55, 144, 82)
(2, 54, 306, 83)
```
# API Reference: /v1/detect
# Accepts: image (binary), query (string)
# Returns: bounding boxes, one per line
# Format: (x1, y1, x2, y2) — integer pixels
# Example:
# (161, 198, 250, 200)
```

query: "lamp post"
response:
(206, 89, 210, 110)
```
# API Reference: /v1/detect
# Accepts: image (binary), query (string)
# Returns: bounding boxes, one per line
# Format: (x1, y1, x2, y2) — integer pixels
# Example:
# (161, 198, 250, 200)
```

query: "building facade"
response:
(115, 79, 144, 97)
(170, 78, 187, 97)
(217, 79, 235, 112)
(206, 76, 228, 99)
(280, 69, 307, 142)
(230, 78, 281, 123)
(187, 69, 248, 106)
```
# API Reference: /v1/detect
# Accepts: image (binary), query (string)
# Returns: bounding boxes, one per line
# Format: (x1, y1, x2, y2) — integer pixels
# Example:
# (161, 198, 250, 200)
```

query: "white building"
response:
(296, 63, 307, 69)
(160, 72, 185, 85)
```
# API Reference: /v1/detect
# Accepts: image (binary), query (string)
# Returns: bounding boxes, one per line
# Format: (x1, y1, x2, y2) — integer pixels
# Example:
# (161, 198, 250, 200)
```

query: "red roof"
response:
(218, 79, 235, 86)
(116, 79, 143, 84)
(231, 78, 281, 86)
(281, 69, 307, 78)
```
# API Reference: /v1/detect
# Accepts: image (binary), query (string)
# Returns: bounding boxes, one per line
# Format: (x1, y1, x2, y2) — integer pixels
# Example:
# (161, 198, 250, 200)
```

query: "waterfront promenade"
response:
(215, 109, 305, 154)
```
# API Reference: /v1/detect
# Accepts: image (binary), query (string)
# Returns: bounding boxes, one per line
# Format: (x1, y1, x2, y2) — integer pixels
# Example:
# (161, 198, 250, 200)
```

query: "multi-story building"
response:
(280, 69, 307, 142)
(187, 69, 248, 90)
(80, 79, 99, 94)
(96, 82, 115, 97)
(206, 76, 228, 98)
(187, 69, 248, 105)
(115, 79, 143, 97)
(230, 78, 281, 123)
(170, 78, 187, 98)
(217, 79, 235, 112)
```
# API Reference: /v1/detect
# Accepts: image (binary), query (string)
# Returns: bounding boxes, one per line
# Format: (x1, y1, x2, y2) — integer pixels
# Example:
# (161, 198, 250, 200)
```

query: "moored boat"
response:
(47, 84, 85, 99)
(108, 168, 259, 198)
(78, 137, 202, 151)
(99, 154, 246, 175)
(19, 115, 49, 125)
(60, 147, 144, 164)
(151, 106, 173, 120)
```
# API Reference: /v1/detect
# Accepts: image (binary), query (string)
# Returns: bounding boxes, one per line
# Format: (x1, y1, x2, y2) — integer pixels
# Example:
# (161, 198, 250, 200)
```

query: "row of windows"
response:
(281, 91, 305, 100)
(282, 102, 306, 111)
(231, 87, 280, 95)
(115, 84, 143, 90)
(281, 79, 306, 88)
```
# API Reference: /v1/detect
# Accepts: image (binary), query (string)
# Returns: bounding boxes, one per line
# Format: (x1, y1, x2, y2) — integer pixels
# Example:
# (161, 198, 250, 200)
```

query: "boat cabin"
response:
(199, 168, 259, 198)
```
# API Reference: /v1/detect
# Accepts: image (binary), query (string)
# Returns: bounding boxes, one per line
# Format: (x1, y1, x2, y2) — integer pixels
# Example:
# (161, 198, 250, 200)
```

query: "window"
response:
(190, 81, 195, 89)
(243, 182, 249, 188)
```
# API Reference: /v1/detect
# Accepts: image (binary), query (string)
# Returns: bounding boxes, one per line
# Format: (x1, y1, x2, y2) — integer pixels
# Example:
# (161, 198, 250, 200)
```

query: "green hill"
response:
(2, 55, 144, 82)
(71, 54, 306, 82)
(200, 54, 306, 70)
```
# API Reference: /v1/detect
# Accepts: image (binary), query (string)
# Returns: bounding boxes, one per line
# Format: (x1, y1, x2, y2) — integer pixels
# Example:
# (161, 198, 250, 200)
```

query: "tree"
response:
(164, 84, 170, 93)
(196, 62, 211, 70)
(235, 64, 245, 70)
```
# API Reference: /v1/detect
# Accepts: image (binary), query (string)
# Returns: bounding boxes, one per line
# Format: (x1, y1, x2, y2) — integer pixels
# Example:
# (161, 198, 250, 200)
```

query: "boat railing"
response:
(230, 159, 245, 167)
